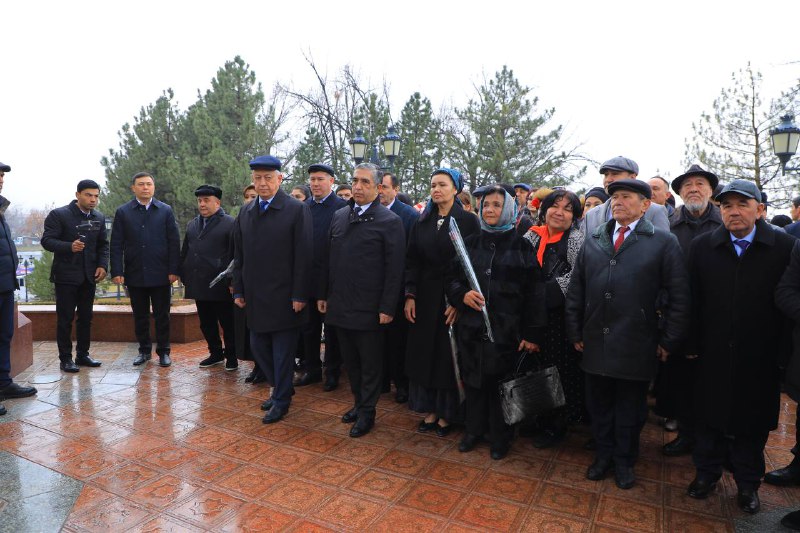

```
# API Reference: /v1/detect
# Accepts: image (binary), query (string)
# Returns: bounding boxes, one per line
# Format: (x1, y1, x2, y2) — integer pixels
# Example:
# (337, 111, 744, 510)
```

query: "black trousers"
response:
(250, 328, 299, 409)
(128, 285, 171, 355)
(301, 304, 341, 377)
(55, 281, 95, 361)
(655, 355, 697, 438)
(585, 373, 650, 467)
(465, 375, 509, 446)
(693, 424, 769, 490)
(338, 328, 384, 419)
(0, 291, 14, 388)
(196, 300, 235, 359)
(382, 310, 409, 390)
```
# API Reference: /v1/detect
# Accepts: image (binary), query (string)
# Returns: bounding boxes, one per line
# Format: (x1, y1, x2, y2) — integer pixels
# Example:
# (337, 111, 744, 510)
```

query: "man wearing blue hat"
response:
(233, 155, 312, 424)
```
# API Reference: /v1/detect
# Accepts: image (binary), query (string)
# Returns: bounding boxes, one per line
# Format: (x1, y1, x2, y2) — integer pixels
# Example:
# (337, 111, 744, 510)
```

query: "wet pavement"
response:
(0, 340, 798, 532)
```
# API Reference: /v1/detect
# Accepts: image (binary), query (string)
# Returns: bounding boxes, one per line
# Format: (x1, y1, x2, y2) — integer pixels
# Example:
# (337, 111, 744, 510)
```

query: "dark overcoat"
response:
(321, 197, 405, 331)
(179, 208, 235, 302)
(232, 189, 312, 333)
(776, 243, 800, 401)
(565, 217, 690, 382)
(110, 198, 180, 287)
(669, 203, 723, 264)
(306, 193, 348, 300)
(447, 229, 545, 388)
(689, 220, 796, 433)
(0, 196, 18, 293)
(41, 200, 109, 285)
(404, 203, 480, 388)
(390, 200, 419, 239)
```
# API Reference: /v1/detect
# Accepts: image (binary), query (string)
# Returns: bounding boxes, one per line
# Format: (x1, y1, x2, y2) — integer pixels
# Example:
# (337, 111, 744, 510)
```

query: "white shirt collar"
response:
(385, 199, 396, 210)
(613, 217, 641, 239)
(136, 198, 152, 209)
(314, 191, 333, 204)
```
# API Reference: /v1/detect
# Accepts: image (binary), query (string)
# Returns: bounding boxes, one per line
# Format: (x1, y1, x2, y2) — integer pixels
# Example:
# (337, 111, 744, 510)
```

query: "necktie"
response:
(260, 200, 269, 212)
(201, 217, 207, 230)
(614, 226, 629, 252)
(734, 239, 750, 255)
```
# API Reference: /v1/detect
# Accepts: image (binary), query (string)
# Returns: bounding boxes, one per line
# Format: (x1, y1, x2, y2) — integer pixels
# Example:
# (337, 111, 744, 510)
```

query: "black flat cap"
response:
(194, 184, 223, 199)
(672, 164, 719, 194)
(307, 163, 335, 177)
(715, 179, 761, 202)
(249, 155, 281, 171)
(599, 156, 639, 175)
(607, 179, 652, 199)
(0, 162, 10, 172)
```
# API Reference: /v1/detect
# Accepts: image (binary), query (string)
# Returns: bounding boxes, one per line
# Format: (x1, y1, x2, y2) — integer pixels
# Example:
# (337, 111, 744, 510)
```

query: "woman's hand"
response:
(463, 290, 485, 311)
(518, 340, 540, 352)
(444, 305, 458, 326)
(404, 298, 416, 323)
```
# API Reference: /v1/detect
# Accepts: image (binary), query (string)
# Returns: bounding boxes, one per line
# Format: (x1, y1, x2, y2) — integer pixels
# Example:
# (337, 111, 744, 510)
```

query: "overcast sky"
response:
(2, 0, 799, 211)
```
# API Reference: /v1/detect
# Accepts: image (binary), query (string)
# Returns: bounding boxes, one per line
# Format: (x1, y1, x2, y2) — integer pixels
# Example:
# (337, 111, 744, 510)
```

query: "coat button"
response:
(605, 292, 612, 299)
(603, 327, 610, 334)
(485, 269, 491, 275)
(610, 260, 617, 265)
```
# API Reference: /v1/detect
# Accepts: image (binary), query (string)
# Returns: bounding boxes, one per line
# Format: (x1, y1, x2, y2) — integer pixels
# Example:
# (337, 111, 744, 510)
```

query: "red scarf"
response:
(529, 225, 564, 266)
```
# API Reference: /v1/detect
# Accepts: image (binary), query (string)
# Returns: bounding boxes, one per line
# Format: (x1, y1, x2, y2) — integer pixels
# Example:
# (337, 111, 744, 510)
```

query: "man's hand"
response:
(71, 239, 85, 253)
(168, 274, 179, 284)
(112, 276, 124, 285)
(518, 340, 540, 352)
(404, 298, 416, 323)
(657, 345, 669, 362)
(94, 267, 106, 283)
(317, 300, 327, 313)
(463, 290, 485, 312)
(292, 301, 306, 313)
(574, 341, 584, 352)
(379, 313, 393, 325)
(444, 305, 458, 326)
(234, 297, 246, 308)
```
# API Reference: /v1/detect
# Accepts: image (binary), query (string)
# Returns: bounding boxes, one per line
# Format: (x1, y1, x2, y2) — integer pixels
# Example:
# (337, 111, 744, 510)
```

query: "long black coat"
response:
(565, 217, 690, 382)
(404, 203, 480, 388)
(232, 189, 312, 333)
(0, 196, 18, 293)
(776, 243, 800, 402)
(669, 204, 723, 265)
(306, 193, 348, 300)
(41, 200, 109, 285)
(110, 198, 180, 287)
(321, 197, 405, 331)
(689, 220, 796, 433)
(179, 208, 235, 302)
(447, 229, 545, 388)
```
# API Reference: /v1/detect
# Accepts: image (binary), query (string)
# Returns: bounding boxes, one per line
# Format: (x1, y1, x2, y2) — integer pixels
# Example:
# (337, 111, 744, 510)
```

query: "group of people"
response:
(3, 153, 800, 527)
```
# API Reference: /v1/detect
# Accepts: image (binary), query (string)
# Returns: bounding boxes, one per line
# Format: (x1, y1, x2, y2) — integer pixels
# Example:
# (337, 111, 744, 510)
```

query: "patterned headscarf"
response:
(420, 168, 465, 220)
(479, 186, 518, 233)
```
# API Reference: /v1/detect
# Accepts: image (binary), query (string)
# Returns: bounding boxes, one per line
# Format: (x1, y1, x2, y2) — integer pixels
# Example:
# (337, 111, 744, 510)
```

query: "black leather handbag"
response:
(499, 353, 565, 425)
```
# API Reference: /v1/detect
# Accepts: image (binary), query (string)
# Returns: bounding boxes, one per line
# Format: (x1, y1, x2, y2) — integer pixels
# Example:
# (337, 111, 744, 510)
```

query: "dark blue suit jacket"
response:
(785, 221, 800, 239)
(389, 200, 419, 241)
(306, 193, 348, 299)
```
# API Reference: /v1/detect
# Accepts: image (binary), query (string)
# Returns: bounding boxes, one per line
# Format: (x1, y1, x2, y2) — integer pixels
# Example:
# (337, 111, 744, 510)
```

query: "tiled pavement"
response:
(1, 341, 799, 532)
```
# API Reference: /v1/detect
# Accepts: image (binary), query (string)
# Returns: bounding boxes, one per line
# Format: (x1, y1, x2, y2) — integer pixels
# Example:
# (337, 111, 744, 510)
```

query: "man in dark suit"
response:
(0, 162, 36, 416)
(379, 171, 418, 403)
(319, 163, 405, 438)
(784, 196, 800, 239)
(179, 185, 236, 371)
(41, 179, 109, 372)
(110, 172, 181, 367)
(233, 155, 312, 424)
(295, 163, 347, 391)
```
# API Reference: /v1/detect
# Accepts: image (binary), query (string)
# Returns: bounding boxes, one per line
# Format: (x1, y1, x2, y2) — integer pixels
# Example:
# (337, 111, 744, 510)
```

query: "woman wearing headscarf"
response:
(405, 169, 480, 436)
(448, 185, 545, 459)
(523, 190, 586, 448)
(582, 187, 609, 215)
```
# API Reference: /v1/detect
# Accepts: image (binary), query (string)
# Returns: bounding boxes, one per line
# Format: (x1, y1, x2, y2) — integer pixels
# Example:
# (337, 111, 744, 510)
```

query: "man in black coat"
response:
(656, 165, 722, 457)
(295, 163, 347, 391)
(179, 185, 236, 371)
(379, 171, 418, 403)
(785, 195, 800, 239)
(685, 179, 796, 514)
(110, 172, 181, 367)
(233, 155, 312, 424)
(41, 179, 109, 372)
(0, 162, 36, 416)
(319, 163, 405, 438)
(566, 179, 689, 490)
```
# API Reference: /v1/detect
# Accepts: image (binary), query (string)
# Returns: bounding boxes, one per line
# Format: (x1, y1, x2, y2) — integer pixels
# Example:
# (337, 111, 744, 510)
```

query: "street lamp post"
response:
(770, 114, 800, 175)
(23, 258, 28, 302)
(350, 127, 402, 170)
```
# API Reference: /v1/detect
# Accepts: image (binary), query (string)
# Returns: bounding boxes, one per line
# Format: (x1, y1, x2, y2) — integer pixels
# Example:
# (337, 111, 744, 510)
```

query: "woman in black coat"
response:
(523, 190, 586, 448)
(448, 185, 545, 460)
(404, 169, 480, 436)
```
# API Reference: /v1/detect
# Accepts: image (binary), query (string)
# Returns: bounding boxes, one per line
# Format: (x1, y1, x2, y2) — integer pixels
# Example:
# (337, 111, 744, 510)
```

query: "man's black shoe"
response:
(614, 466, 635, 490)
(765, 465, 800, 486)
(459, 434, 482, 453)
(687, 477, 718, 499)
(75, 354, 102, 367)
(262, 405, 288, 424)
(0, 403, 5, 416)
(586, 457, 613, 481)
(245, 369, 257, 383)
(662, 434, 694, 457)
(225, 360, 238, 371)
(781, 510, 800, 531)
(737, 488, 760, 514)
(60, 360, 79, 373)
(341, 407, 359, 424)
(199, 355, 224, 368)
(251, 373, 267, 384)
(294, 371, 321, 387)
(261, 398, 274, 411)
(323, 374, 339, 392)
(133, 353, 151, 366)
(158, 353, 171, 367)
(0, 383, 38, 400)
(349, 417, 374, 438)
(490, 442, 510, 460)
(395, 387, 408, 404)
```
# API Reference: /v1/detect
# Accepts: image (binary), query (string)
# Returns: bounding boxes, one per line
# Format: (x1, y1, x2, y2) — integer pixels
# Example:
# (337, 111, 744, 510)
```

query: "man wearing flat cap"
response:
(582, 156, 670, 233)
(233, 155, 312, 424)
(566, 179, 689, 491)
(179, 185, 236, 371)
(0, 162, 37, 416)
(295, 163, 347, 391)
(41, 179, 109, 372)
(655, 164, 722, 458)
(685, 179, 797, 514)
